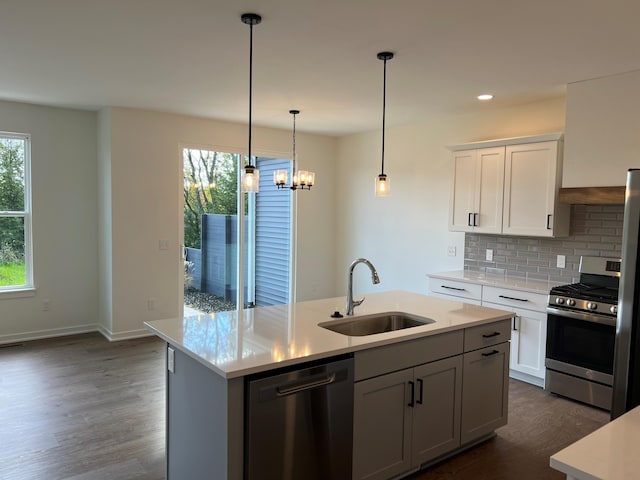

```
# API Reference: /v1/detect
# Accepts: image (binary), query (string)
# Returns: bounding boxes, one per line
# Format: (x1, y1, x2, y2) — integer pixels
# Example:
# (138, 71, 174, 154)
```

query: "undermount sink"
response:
(319, 312, 434, 336)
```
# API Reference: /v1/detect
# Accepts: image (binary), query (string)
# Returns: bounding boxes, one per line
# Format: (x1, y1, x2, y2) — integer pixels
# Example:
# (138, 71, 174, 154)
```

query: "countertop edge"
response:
(427, 270, 561, 294)
(145, 292, 515, 380)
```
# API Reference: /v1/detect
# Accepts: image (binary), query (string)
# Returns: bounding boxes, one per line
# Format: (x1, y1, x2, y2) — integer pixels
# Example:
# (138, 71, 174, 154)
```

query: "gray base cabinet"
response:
(460, 342, 510, 444)
(353, 368, 414, 480)
(352, 356, 463, 480)
(353, 319, 510, 480)
(412, 356, 463, 464)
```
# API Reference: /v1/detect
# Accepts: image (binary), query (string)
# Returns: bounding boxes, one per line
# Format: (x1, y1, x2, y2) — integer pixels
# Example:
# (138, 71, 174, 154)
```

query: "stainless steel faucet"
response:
(346, 258, 380, 315)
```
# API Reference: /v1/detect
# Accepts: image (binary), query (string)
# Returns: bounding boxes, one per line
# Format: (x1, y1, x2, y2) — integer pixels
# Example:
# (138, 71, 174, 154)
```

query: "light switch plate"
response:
(486, 249, 493, 261)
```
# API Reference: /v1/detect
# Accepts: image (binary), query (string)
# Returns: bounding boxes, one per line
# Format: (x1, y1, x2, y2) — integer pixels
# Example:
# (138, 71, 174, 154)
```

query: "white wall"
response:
(0, 95, 569, 341)
(564, 69, 640, 187)
(335, 97, 566, 296)
(100, 107, 337, 338)
(0, 100, 98, 342)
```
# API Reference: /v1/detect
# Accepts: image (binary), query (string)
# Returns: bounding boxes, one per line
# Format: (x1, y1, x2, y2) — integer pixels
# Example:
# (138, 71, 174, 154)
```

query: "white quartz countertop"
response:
(144, 290, 514, 379)
(550, 406, 640, 480)
(428, 270, 562, 294)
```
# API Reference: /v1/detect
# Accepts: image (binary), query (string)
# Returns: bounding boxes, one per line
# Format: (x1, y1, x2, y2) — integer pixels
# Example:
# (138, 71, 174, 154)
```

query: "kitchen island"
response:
(550, 406, 640, 480)
(145, 290, 515, 480)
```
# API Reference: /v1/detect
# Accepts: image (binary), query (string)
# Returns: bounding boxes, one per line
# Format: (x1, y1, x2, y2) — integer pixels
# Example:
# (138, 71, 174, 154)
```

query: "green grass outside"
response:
(0, 263, 26, 287)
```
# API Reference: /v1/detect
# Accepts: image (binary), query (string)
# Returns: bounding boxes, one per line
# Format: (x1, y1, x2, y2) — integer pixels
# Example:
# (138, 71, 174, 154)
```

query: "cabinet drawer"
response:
(482, 286, 547, 312)
(354, 330, 464, 381)
(464, 319, 511, 353)
(428, 277, 482, 303)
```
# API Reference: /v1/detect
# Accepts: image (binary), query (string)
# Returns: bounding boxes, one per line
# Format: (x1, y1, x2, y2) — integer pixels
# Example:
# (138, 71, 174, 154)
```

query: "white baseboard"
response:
(97, 325, 153, 342)
(0, 324, 155, 345)
(0, 324, 99, 345)
(509, 369, 545, 388)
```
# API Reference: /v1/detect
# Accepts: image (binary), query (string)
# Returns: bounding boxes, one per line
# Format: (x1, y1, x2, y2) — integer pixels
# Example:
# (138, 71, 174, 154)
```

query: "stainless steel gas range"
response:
(545, 256, 621, 411)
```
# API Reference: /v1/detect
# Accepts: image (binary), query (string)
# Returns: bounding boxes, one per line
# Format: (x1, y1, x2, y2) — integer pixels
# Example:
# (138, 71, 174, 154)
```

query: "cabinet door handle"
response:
(482, 331, 500, 338)
(473, 212, 479, 227)
(481, 349, 500, 357)
(546, 214, 552, 230)
(512, 316, 518, 331)
(408, 381, 415, 407)
(441, 285, 466, 291)
(468, 212, 473, 227)
(416, 378, 424, 405)
(498, 294, 528, 302)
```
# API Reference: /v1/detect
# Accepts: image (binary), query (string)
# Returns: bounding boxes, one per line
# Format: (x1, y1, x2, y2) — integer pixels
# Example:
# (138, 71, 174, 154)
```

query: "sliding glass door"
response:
(182, 148, 292, 316)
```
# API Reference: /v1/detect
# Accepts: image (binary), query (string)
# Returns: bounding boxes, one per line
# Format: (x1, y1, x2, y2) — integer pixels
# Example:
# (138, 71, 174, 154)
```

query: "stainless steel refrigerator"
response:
(612, 168, 640, 419)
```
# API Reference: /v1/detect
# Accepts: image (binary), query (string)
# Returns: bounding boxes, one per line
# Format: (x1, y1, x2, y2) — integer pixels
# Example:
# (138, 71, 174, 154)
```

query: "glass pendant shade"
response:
(274, 169, 288, 188)
(242, 164, 260, 193)
(305, 171, 315, 188)
(375, 173, 390, 196)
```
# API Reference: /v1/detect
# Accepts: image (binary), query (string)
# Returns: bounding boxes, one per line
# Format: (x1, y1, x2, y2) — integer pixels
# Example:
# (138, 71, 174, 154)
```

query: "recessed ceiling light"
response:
(477, 94, 494, 101)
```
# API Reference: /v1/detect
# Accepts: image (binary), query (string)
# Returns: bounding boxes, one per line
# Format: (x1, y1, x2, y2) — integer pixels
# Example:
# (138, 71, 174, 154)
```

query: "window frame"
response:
(0, 131, 34, 295)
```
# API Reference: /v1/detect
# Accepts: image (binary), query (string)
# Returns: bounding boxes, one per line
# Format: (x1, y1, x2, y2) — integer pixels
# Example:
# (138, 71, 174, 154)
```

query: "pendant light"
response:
(274, 110, 315, 190)
(375, 51, 394, 197)
(241, 13, 261, 193)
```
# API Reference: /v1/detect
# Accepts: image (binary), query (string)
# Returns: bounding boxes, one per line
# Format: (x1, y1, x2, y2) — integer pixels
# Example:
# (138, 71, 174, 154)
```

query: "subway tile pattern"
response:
(464, 205, 624, 283)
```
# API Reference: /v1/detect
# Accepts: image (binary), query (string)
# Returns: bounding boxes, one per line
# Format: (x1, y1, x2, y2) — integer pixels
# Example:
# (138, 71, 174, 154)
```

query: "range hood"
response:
(558, 186, 625, 205)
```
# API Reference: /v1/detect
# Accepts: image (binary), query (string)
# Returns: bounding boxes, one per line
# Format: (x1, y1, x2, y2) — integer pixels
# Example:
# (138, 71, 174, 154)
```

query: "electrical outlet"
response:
(147, 297, 156, 311)
(447, 246, 456, 257)
(557, 255, 566, 268)
(486, 249, 493, 262)
(167, 347, 175, 373)
(42, 299, 51, 311)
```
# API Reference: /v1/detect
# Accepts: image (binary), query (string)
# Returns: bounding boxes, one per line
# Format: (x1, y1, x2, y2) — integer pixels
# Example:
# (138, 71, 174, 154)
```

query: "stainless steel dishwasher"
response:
(245, 355, 354, 480)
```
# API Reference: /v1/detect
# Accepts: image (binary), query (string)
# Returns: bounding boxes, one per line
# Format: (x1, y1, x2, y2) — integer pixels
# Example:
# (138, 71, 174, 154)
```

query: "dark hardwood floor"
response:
(0, 333, 609, 480)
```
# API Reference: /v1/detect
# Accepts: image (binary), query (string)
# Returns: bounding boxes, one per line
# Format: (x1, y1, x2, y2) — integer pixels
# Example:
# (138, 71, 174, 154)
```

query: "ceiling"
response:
(1, 0, 640, 136)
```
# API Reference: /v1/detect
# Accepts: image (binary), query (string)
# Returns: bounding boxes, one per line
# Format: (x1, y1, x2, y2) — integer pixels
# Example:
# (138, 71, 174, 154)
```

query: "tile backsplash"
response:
(464, 205, 624, 283)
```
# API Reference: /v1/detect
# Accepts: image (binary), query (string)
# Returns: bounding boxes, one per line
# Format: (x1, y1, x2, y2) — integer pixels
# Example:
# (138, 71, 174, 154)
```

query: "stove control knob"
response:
(555, 297, 565, 305)
(567, 299, 576, 307)
(611, 305, 618, 315)
(587, 302, 598, 310)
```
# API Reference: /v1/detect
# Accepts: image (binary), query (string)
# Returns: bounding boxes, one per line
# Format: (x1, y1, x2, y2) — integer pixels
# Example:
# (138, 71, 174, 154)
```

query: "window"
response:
(0, 132, 32, 291)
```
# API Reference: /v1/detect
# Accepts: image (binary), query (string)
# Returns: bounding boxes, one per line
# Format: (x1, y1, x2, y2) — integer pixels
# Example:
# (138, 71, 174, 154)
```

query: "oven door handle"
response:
(546, 306, 617, 326)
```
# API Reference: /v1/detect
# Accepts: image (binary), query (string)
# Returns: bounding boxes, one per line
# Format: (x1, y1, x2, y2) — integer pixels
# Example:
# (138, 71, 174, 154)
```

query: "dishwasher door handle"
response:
(276, 373, 336, 396)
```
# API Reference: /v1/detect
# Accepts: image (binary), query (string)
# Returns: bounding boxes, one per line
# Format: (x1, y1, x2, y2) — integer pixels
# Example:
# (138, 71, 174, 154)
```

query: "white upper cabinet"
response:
(503, 140, 569, 237)
(449, 147, 505, 233)
(448, 133, 569, 237)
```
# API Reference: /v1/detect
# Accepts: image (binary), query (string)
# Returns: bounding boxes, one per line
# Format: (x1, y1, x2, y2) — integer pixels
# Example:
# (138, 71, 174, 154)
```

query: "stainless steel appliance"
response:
(545, 256, 620, 410)
(245, 355, 354, 480)
(612, 169, 640, 419)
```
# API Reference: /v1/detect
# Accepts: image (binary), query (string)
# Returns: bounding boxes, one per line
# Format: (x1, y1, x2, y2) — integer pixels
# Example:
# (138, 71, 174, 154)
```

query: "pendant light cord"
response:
(248, 21, 254, 168)
(381, 57, 387, 176)
(292, 112, 297, 173)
